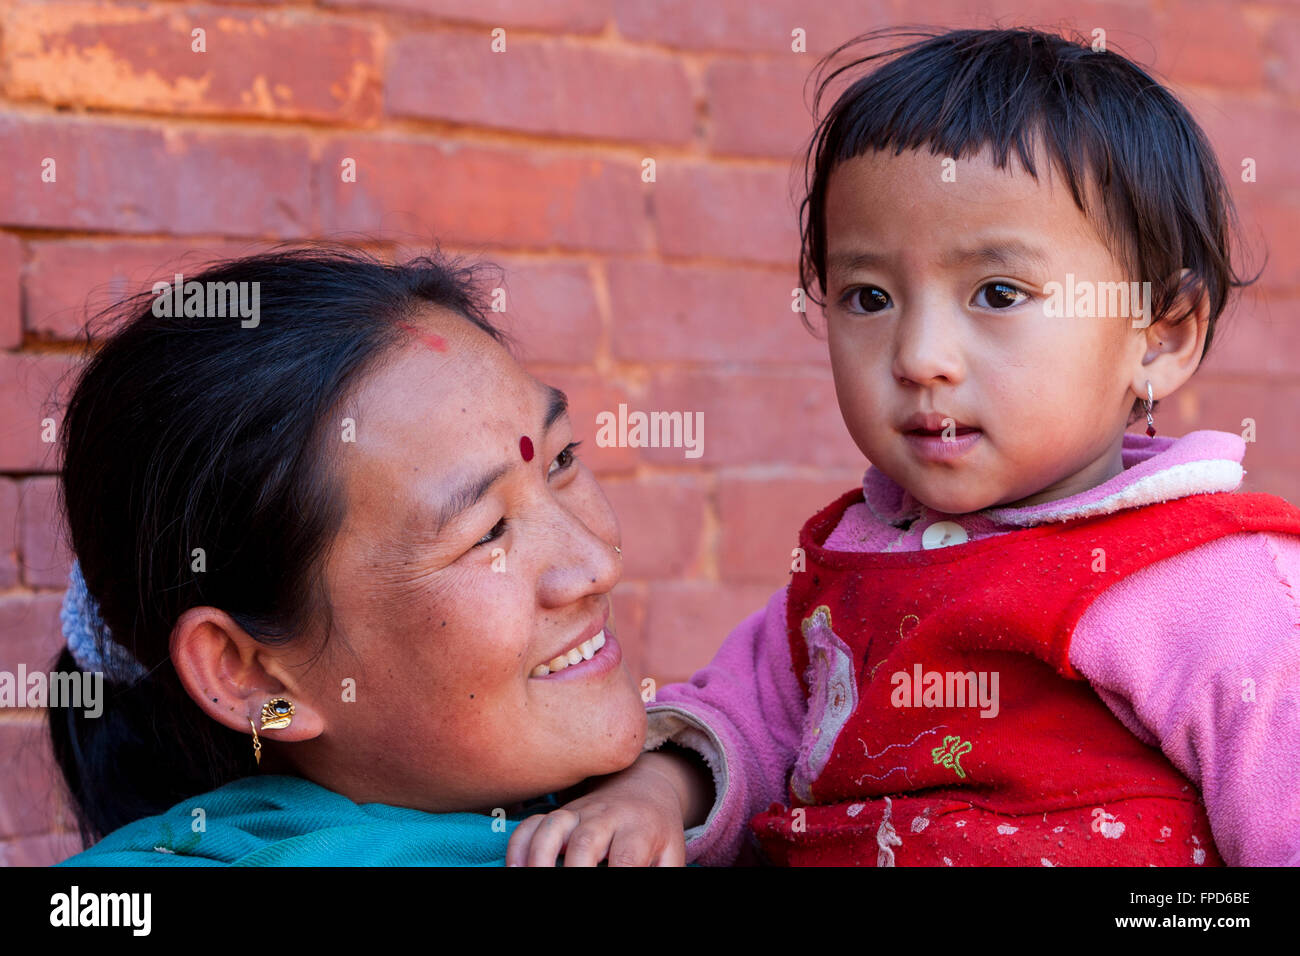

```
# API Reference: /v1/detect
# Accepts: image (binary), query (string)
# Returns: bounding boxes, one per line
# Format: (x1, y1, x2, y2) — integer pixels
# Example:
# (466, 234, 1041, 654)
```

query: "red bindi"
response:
(519, 435, 534, 462)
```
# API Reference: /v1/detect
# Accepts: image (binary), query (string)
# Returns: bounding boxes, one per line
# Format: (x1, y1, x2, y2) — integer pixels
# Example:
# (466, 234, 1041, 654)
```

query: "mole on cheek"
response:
(520, 435, 534, 462)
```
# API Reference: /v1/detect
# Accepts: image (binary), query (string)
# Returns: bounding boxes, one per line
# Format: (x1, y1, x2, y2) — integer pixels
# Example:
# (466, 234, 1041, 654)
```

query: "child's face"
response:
(822, 145, 1155, 514)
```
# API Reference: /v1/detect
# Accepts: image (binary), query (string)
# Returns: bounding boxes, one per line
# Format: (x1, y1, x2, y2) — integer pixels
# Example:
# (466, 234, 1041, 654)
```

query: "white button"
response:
(921, 520, 968, 549)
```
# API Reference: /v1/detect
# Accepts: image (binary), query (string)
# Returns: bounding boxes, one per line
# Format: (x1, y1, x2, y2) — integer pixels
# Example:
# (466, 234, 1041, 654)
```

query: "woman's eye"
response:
(475, 518, 506, 548)
(547, 441, 581, 477)
(843, 286, 891, 314)
(975, 282, 1029, 309)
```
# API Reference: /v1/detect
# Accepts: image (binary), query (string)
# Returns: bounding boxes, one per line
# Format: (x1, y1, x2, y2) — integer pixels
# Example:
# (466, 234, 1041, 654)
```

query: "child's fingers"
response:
(522, 809, 581, 867)
(652, 833, 687, 867)
(505, 813, 552, 866)
(605, 826, 663, 867)
(559, 821, 617, 867)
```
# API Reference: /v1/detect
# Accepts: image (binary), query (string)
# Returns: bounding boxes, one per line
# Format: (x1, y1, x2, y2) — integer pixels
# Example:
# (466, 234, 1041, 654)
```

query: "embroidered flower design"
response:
(931, 734, 973, 779)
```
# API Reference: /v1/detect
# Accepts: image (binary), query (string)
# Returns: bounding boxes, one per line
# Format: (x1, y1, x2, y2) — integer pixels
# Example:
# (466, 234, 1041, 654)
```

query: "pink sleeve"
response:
(1070, 531, 1300, 866)
(645, 586, 806, 866)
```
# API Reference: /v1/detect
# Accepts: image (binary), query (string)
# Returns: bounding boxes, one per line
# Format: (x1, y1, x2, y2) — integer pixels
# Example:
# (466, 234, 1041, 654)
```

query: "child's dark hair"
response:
(798, 26, 1261, 422)
(47, 243, 508, 845)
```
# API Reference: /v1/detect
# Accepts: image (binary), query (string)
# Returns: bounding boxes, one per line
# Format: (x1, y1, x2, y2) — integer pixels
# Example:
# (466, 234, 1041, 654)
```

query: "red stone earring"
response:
(1145, 381, 1156, 438)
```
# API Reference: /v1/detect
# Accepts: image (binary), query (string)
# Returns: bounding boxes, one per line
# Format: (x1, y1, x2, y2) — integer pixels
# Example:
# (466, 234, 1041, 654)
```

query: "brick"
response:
(0, 480, 19, 590)
(1235, 192, 1300, 293)
(524, 369, 639, 473)
(1159, 379, 1300, 468)
(0, 353, 78, 472)
(0, 234, 21, 350)
(0, 116, 313, 237)
(321, 0, 611, 33)
(643, 369, 864, 468)
(1200, 297, 1300, 379)
(607, 259, 827, 363)
(387, 32, 693, 144)
(0, 594, 65, 675)
(1153, 1, 1270, 90)
(706, 58, 813, 158)
(610, 582, 645, 685)
(487, 257, 602, 365)
(319, 138, 646, 254)
(20, 478, 70, 590)
(640, 580, 774, 683)
(0, 722, 75, 839)
(1267, 16, 1300, 97)
(25, 239, 250, 341)
(1186, 94, 1300, 199)
(2, 2, 382, 122)
(0, 830, 84, 866)
(653, 162, 799, 265)
(613, 0, 892, 54)
(599, 476, 707, 579)
(717, 475, 862, 584)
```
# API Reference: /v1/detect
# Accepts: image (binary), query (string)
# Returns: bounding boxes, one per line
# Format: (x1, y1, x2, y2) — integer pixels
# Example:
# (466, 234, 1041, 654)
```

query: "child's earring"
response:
(1145, 381, 1156, 438)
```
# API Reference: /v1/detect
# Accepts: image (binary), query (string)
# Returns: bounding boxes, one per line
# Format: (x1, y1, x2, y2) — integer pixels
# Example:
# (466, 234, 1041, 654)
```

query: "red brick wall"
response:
(1, 0, 1296, 865)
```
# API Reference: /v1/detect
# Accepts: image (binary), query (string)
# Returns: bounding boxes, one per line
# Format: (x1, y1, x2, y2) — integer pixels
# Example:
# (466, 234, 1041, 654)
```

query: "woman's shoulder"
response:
(55, 775, 549, 867)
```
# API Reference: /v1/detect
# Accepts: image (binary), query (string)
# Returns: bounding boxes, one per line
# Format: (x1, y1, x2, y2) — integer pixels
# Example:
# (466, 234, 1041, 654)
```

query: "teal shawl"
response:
(55, 774, 555, 866)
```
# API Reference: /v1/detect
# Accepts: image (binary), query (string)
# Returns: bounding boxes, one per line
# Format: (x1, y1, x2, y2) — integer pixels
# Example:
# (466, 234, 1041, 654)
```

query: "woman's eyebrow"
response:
(427, 385, 570, 535)
(433, 464, 511, 536)
(542, 384, 568, 430)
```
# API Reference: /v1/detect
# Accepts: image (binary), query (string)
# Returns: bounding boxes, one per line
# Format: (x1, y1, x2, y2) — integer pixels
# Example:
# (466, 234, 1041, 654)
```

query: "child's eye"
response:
(974, 282, 1030, 309)
(547, 441, 581, 477)
(475, 518, 507, 548)
(842, 286, 891, 314)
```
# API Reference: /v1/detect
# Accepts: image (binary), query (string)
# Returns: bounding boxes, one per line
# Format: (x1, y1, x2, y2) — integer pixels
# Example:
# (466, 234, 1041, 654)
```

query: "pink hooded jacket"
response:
(646, 430, 1300, 866)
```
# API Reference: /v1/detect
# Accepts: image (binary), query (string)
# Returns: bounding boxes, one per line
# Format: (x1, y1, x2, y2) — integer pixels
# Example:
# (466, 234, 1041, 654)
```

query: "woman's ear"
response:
(169, 606, 324, 745)
(1134, 268, 1211, 400)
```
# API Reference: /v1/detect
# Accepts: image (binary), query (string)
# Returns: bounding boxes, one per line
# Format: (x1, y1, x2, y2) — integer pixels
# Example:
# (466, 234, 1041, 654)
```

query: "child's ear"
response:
(1136, 268, 1210, 397)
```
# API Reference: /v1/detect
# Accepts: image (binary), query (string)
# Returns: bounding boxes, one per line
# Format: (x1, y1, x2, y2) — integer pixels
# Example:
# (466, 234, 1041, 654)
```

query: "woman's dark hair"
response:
(798, 26, 1262, 422)
(48, 243, 508, 845)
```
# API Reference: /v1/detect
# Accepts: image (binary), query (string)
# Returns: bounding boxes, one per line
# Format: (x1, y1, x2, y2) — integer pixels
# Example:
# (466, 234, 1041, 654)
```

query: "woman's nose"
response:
(534, 491, 622, 609)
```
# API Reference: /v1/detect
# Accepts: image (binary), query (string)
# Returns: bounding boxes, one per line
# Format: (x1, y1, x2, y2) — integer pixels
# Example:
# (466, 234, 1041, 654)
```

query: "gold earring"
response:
(613, 545, 622, 556)
(249, 717, 261, 766)
(260, 697, 294, 730)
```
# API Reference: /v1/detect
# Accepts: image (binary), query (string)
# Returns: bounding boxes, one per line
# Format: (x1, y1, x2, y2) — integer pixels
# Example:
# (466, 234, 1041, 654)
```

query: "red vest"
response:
(750, 489, 1300, 866)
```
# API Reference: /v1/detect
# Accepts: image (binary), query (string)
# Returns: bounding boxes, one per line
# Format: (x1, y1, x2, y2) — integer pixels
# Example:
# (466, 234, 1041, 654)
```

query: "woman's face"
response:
(288, 307, 645, 813)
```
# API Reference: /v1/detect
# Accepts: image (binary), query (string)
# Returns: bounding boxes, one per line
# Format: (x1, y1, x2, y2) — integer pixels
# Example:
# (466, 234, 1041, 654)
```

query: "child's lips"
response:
(903, 428, 983, 461)
(907, 426, 979, 436)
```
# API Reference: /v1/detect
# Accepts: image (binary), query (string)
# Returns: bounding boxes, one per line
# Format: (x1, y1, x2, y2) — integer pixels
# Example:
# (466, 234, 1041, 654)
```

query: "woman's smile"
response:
(529, 627, 621, 681)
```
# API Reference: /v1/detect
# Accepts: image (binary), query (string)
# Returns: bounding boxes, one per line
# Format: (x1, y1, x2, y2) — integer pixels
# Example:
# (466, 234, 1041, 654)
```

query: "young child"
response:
(507, 26, 1300, 867)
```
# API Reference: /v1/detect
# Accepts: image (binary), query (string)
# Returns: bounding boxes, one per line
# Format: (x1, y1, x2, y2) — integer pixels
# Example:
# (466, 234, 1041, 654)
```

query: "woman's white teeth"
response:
(531, 629, 607, 677)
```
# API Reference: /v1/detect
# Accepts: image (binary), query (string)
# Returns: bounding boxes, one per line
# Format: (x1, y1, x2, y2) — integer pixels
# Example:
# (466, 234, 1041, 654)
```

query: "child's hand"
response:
(506, 750, 708, 866)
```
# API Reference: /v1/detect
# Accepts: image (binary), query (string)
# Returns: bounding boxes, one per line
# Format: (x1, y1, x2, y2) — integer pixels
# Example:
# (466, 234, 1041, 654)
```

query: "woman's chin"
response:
(548, 697, 648, 788)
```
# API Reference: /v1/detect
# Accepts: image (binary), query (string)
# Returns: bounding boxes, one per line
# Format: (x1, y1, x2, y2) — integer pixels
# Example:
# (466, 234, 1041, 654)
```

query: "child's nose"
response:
(891, 306, 965, 386)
